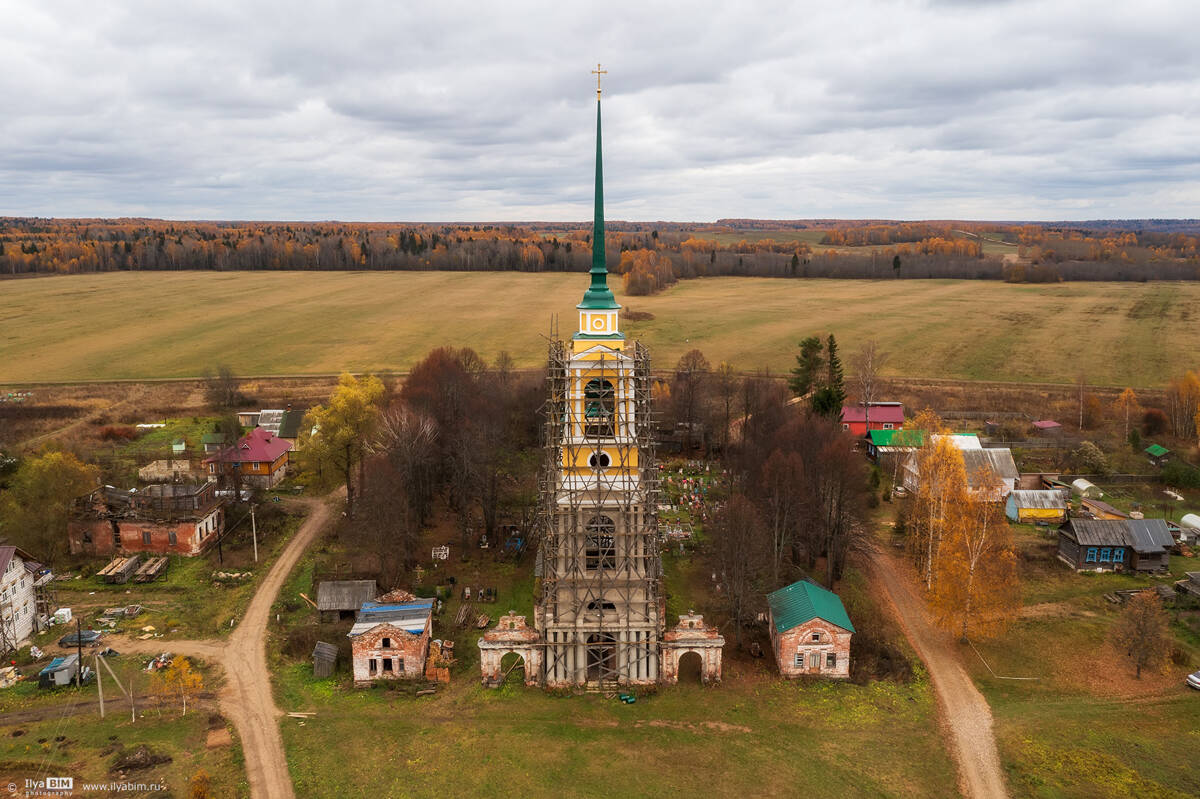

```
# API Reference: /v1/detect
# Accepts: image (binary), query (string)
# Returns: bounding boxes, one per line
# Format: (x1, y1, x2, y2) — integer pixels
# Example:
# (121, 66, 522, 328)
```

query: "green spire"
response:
(579, 95, 619, 311)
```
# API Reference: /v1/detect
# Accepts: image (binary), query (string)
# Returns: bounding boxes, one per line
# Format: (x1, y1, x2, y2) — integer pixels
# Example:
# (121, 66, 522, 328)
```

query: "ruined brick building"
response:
(69, 483, 223, 557)
(480, 72, 722, 688)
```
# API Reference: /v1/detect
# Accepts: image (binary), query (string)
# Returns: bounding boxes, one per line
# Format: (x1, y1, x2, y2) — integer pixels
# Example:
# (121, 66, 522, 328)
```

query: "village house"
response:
(1005, 489, 1068, 525)
(902, 444, 1018, 502)
(348, 599, 434, 686)
(841, 401, 904, 437)
(68, 484, 223, 557)
(316, 580, 378, 622)
(1057, 518, 1174, 573)
(0, 545, 52, 653)
(767, 579, 853, 679)
(203, 427, 292, 489)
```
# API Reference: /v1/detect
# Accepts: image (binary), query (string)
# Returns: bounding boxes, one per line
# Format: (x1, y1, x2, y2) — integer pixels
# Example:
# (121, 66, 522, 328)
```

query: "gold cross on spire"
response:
(592, 63, 607, 98)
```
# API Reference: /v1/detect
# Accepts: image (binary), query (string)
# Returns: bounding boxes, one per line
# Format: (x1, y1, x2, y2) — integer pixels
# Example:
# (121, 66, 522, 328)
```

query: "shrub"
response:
(98, 425, 139, 441)
(1161, 460, 1200, 489)
(1143, 408, 1168, 436)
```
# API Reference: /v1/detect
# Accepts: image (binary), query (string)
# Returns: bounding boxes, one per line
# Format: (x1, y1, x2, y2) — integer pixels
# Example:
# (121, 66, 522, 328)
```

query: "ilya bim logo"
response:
(15, 777, 73, 794)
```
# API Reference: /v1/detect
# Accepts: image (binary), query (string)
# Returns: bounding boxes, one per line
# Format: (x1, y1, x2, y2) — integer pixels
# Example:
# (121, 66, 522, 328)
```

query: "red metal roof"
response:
(840, 402, 904, 424)
(1032, 420, 1062, 430)
(204, 427, 292, 464)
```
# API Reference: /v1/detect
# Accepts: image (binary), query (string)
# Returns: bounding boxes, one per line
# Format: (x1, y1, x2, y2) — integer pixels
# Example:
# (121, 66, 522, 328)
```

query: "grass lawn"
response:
(962, 523, 1200, 798)
(0, 696, 246, 797)
(4, 272, 1200, 386)
(275, 662, 955, 799)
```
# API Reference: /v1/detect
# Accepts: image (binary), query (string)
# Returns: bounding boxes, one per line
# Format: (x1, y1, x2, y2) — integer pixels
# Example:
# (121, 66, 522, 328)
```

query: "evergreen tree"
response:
(788, 336, 824, 397)
(811, 334, 846, 418)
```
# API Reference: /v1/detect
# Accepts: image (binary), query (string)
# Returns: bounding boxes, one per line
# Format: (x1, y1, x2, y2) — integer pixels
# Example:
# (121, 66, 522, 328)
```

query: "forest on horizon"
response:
(2, 217, 1199, 292)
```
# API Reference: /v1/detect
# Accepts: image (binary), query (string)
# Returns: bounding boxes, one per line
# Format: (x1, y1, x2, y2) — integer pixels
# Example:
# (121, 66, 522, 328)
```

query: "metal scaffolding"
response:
(533, 338, 663, 687)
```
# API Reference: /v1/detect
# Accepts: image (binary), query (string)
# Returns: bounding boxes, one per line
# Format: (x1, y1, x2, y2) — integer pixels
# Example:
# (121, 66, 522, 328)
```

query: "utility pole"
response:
(95, 654, 104, 718)
(251, 504, 259, 563)
(74, 618, 83, 687)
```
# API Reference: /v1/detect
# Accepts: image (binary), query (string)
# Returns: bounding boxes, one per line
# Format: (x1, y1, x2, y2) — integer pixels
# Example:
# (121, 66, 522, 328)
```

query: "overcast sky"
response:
(2, 0, 1198, 221)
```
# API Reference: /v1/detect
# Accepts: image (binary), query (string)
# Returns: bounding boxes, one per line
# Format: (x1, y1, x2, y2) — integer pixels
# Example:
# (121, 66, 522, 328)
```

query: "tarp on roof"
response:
(766, 579, 854, 634)
(1008, 490, 1067, 510)
(348, 599, 434, 637)
(316, 580, 378, 612)
(1032, 420, 1062, 430)
(39, 655, 77, 676)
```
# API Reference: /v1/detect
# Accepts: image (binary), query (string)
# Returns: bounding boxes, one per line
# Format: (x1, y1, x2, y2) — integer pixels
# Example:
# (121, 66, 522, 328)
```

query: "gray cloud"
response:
(1, 0, 1198, 220)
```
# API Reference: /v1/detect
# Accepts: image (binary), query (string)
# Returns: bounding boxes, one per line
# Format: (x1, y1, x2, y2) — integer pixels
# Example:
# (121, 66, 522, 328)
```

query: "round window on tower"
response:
(588, 451, 611, 469)
(592, 316, 604, 330)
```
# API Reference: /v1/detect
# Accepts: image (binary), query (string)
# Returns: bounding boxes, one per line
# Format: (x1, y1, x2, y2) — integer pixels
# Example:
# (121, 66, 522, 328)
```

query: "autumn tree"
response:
(303, 373, 385, 517)
(1111, 590, 1171, 678)
(151, 657, 204, 715)
(760, 450, 804, 584)
(672, 349, 711, 451)
(712, 361, 738, 452)
(931, 481, 1020, 641)
(1112, 387, 1140, 440)
(851, 339, 889, 432)
(908, 418, 968, 591)
(189, 769, 212, 799)
(1165, 371, 1200, 438)
(0, 451, 99, 566)
(711, 494, 768, 646)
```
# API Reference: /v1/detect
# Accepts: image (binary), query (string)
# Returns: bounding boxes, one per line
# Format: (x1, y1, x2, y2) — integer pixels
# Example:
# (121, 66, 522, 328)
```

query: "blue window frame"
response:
(1085, 548, 1098, 563)
(1113, 548, 1125, 563)
(1100, 548, 1111, 562)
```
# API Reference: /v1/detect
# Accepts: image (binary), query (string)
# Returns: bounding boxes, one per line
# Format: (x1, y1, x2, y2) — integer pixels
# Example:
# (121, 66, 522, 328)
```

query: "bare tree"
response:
(851, 340, 889, 432)
(204, 365, 242, 409)
(673, 349, 711, 451)
(1111, 590, 1172, 678)
(712, 494, 768, 647)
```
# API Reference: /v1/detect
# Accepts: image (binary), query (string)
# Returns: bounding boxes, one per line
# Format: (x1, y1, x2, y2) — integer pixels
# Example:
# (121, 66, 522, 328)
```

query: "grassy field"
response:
(3, 272, 1200, 386)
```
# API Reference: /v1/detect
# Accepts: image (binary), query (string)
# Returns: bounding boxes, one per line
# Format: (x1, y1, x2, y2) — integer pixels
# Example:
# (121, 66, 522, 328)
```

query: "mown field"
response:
(2, 272, 1198, 386)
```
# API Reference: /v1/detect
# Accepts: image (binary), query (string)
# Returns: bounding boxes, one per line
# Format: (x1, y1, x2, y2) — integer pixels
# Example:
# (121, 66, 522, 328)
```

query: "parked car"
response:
(1187, 669, 1200, 690)
(57, 630, 102, 648)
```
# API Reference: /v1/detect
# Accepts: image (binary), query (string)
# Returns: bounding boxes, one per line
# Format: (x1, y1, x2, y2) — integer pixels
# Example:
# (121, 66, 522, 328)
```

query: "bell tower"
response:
(532, 67, 665, 687)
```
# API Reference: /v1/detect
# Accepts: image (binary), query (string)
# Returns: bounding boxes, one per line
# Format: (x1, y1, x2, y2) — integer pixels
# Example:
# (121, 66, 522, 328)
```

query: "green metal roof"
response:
(1145, 444, 1170, 457)
(201, 432, 223, 444)
(577, 97, 619, 311)
(767, 579, 855, 634)
(867, 428, 925, 447)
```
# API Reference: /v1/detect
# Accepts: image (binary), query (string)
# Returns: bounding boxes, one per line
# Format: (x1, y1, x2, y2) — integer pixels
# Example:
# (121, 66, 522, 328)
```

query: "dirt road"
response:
(105, 494, 334, 799)
(868, 547, 1009, 799)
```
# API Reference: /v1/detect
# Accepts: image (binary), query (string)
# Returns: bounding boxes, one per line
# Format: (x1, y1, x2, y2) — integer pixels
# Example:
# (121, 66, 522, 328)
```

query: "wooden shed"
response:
(1005, 490, 1068, 524)
(312, 641, 338, 678)
(316, 580, 378, 622)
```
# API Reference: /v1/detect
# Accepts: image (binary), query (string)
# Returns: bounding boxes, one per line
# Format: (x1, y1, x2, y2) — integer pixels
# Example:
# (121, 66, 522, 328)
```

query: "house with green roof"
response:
(766, 579, 853, 679)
